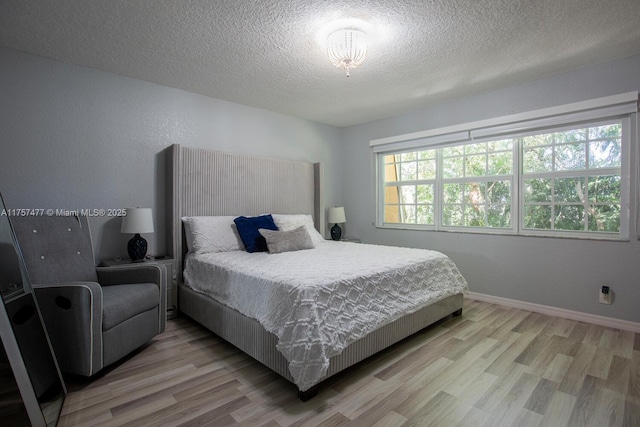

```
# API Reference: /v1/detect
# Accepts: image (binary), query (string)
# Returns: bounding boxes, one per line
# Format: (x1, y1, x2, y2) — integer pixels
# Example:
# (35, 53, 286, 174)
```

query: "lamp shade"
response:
(121, 208, 154, 234)
(328, 207, 346, 224)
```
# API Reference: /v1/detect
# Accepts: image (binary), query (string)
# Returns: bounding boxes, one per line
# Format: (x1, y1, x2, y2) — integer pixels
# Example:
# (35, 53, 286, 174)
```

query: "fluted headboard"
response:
(166, 144, 324, 283)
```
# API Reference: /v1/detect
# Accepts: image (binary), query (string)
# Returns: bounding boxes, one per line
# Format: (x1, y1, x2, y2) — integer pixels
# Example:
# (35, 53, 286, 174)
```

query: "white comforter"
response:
(183, 241, 468, 391)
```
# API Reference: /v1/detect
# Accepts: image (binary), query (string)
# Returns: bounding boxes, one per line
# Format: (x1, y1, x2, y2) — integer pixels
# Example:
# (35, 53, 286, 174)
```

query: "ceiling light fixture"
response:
(327, 28, 367, 77)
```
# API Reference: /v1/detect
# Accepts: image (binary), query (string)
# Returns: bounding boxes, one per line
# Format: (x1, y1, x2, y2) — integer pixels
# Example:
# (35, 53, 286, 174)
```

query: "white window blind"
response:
(371, 92, 637, 153)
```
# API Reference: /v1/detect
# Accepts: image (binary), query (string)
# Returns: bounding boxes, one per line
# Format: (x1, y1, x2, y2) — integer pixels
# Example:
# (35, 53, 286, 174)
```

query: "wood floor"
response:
(58, 299, 640, 427)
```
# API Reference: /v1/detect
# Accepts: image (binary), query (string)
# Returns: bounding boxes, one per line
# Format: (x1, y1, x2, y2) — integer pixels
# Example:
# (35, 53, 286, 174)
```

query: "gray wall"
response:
(0, 47, 343, 260)
(342, 54, 640, 323)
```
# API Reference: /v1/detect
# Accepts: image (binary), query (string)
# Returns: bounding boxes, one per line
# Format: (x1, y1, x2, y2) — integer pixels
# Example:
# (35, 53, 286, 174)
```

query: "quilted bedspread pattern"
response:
(184, 242, 468, 391)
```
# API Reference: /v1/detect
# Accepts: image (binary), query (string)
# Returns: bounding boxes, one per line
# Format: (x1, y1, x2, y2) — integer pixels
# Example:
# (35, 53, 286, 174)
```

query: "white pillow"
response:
(271, 214, 325, 246)
(182, 216, 244, 254)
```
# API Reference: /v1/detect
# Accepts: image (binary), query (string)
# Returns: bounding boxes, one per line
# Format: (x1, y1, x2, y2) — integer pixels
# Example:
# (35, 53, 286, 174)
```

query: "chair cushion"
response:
(101, 283, 159, 331)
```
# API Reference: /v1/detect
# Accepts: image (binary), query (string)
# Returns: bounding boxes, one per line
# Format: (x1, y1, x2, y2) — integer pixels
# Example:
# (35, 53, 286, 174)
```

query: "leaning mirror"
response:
(0, 194, 66, 427)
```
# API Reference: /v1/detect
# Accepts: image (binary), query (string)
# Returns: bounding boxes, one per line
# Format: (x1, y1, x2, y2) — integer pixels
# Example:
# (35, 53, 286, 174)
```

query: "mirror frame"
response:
(0, 194, 66, 427)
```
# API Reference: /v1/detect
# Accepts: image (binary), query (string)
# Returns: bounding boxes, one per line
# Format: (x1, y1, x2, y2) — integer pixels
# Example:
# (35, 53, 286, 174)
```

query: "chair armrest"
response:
(96, 265, 162, 287)
(32, 281, 103, 376)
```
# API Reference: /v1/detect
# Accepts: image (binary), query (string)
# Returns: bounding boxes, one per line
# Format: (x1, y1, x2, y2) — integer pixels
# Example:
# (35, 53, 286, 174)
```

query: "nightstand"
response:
(98, 257, 177, 319)
(341, 237, 361, 243)
(326, 237, 361, 243)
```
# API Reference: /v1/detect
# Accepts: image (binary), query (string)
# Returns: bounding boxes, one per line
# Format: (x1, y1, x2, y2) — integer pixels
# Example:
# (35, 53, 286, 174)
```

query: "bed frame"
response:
(166, 144, 463, 400)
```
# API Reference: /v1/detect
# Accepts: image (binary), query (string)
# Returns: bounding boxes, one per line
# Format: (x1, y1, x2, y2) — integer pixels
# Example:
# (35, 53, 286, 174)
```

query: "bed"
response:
(166, 144, 468, 400)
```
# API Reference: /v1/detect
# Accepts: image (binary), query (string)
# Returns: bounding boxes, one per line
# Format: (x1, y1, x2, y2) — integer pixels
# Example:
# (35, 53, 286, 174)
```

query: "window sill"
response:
(377, 224, 630, 242)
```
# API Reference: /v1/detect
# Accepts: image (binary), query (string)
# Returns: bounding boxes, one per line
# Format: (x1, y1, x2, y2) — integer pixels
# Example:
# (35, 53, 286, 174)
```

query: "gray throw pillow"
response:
(258, 226, 314, 254)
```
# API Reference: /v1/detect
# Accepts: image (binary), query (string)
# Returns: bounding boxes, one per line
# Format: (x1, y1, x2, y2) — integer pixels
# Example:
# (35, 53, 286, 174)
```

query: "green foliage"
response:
(589, 175, 620, 203)
(523, 147, 553, 173)
(588, 204, 620, 232)
(523, 175, 620, 232)
(417, 159, 436, 179)
(589, 140, 621, 168)
(416, 185, 433, 203)
(555, 143, 586, 170)
(443, 157, 463, 178)
(524, 179, 552, 203)
(417, 204, 434, 224)
(555, 205, 584, 230)
(442, 140, 513, 179)
(524, 206, 551, 229)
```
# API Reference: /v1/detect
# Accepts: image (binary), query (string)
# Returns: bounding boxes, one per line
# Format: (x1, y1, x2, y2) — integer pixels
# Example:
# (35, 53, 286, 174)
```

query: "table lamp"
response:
(121, 208, 154, 262)
(328, 206, 346, 241)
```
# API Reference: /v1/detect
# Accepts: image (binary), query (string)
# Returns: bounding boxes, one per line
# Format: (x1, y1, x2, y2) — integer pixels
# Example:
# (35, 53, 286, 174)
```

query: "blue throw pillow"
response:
(233, 214, 278, 253)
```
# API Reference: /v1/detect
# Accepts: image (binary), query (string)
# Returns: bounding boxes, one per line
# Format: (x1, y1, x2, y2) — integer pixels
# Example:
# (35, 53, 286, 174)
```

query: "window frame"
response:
(373, 97, 635, 241)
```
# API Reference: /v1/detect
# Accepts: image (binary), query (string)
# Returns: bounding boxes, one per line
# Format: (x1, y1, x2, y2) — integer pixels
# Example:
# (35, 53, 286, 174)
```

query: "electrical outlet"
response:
(599, 285, 612, 304)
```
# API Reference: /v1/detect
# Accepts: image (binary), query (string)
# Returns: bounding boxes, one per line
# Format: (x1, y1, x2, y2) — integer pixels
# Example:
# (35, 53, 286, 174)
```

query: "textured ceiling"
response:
(1, 0, 640, 127)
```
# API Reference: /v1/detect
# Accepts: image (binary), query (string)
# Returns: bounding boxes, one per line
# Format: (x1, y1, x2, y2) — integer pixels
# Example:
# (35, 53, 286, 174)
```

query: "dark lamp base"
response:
(330, 224, 342, 241)
(127, 233, 148, 262)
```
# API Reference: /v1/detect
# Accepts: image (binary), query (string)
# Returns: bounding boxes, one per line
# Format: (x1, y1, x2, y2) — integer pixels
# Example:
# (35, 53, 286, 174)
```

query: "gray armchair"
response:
(11, 214, 166, 376)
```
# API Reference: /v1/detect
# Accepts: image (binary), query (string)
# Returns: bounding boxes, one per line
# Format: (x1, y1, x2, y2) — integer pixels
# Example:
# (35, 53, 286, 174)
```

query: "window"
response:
(441, 139, 514, 228)
(375, 95, 634, 240)
(521, 122, 622, 234)
(383, 149, 436, 225)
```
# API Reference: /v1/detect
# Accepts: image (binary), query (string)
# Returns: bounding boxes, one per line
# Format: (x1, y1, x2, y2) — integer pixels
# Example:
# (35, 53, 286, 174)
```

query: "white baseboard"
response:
(466, 292, 640, 333)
